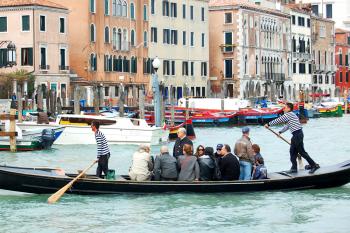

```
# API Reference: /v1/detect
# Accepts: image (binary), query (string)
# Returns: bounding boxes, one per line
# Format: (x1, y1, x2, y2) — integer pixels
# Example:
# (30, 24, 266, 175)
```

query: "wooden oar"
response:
(266, 127, 304, 169)
(47, 160, 97, 204)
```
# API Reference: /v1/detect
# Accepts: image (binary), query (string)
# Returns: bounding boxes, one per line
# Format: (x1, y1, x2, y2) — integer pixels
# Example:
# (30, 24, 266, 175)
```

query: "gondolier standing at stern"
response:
(91, 121, 111, 178)
(264, 103, 320, 174)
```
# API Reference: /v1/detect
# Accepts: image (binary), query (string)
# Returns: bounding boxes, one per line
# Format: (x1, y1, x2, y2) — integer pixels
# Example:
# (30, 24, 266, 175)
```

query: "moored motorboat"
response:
(316, 105, 343, 117)
(236, 108, 283, 125)
(0, 127, 63, 151)
(12, 114, 168, 145)
(0, 160, 349, 194)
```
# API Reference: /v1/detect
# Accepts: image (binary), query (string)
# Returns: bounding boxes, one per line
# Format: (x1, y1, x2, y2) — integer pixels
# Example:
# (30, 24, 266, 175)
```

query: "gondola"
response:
(0, 160, 350, 194)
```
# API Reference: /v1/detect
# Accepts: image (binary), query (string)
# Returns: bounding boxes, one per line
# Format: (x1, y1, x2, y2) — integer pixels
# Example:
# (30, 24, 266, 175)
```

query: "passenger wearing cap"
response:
(173, 127, 193, 158)
(234, 127, 255, 180)
(214, 144, 223, 159)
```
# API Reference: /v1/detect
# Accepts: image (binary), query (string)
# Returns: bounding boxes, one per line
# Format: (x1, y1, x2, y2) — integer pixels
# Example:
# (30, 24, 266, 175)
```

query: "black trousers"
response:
(290, 130, 316, 169)
(96, 153, 110, 178)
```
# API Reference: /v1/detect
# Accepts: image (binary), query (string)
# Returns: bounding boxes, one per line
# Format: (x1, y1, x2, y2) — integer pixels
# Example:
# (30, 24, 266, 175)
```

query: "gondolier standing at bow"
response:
(264, 103, 320, 174)
(91, 121, 111, 178)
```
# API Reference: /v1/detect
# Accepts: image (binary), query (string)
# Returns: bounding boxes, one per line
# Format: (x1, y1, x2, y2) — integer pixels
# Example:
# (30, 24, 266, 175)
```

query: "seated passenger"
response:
(197, 147, 215, 181)
(153, 146, 178, 181)
(129, 145, 153, 181)
(194, 145, 205, 157)
(177, 144, 200, 181)
(214, 144, 223, 159)
(219, 144, 240, 181)
(252, 144, 267, 180)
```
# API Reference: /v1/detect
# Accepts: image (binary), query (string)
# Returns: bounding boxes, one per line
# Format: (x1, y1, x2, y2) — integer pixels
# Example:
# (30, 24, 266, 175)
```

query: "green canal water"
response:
(1, 116, 350, 233)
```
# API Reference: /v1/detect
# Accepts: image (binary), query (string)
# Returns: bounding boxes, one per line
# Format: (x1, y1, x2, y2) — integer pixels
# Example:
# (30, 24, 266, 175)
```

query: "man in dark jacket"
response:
(153, 146, 178, 181)
(219, 144, 240, 180)
(173, 127, 193, 158)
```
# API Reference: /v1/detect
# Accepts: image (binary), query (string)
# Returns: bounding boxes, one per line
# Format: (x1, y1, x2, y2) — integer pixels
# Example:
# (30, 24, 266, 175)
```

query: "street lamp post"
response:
(152, 57, 161, 127)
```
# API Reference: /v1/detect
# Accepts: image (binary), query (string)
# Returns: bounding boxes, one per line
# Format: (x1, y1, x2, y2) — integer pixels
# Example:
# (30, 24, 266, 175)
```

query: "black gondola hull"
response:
(0, 161, 350, 195)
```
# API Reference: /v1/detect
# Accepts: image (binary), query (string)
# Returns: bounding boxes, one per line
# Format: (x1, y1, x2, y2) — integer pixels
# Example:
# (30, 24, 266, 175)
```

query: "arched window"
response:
(117, 29, 122, 50)
(90, 24, 95, 42)
(143, 31, 148, 47)
(112, 0, 117, 16)
(90, 54, 94, 70)
(105, 0, 110, 15)
(90, 53, 97, 71)
(123, 56, 128, 72)
(123, 29, 128, 50)
(130, 3, 135, 19)
(89, 0, 95, 13)
(133, 56, 137, 73)
(117, 0, 122, 16)
(122, 1, 127, 17)
(244, 54, 247, 74)
(113, 55, 117, 71)
(112, 28, 117, 49)
(105, 26, 110, 43)
(131, 56, 135, 73)
(104, 55, 108, 71)
(292, 36, 296, 52)
(109, 55, 113, 71)
(143, 5, 147, 21)
(131, 30, 135, 46)
(256, 55, 259, 75)
(118, 55, 123, 71)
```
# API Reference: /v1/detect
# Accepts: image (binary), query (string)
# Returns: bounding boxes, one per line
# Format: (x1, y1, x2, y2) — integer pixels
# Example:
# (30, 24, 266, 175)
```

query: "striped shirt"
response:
(95, 130, 110, 158)
(268, 111, 302, 134)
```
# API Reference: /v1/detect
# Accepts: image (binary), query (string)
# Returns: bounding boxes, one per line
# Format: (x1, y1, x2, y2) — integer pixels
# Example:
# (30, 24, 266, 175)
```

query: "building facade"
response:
(335, 29, 350, 92)
(311, 15, 336, 96)
(50, 0, 149, 106)
(0, 0, 70, 102)
(149, 0, 209, 100)
(288, 6, 313, 100)
(303, 0, 350, 31)
(209, 1, 291, 101)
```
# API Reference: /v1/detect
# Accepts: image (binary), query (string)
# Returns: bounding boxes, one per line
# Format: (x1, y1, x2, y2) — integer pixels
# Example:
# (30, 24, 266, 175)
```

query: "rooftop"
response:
(0, 0, 67, 10)
(209, 0, 289, 17)
(335, 28, 350, 34)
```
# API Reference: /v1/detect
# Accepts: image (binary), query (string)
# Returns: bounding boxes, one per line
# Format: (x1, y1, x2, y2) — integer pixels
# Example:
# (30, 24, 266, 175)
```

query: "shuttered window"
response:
(22, 15, 30, 31)
(0, 49, 7, 67)
(59, 18, 65, 33)
(40, 15, 46, 31)
(21, 48, 33, 66)
(0, 17, 7, 32)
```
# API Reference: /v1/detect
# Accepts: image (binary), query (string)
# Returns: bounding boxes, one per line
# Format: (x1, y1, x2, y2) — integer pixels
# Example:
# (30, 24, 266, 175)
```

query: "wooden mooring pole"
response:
(17, 87, 23, 123)
(139, 88, 145, 119)
(0, 109, 17, 152)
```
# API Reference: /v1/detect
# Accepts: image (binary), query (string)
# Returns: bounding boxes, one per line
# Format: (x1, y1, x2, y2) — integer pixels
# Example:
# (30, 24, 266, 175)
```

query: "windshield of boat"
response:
(59, 117, 116, 126)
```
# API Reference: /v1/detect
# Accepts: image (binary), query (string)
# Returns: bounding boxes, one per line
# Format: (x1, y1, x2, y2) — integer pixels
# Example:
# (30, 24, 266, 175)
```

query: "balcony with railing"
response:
(220, 44, 237, 53)
(39, 65, 50, 70)
(292, 52, 312, 61)
(121, 41, 130, 51)
(59, 65, 69, 71)
(262, 73, 286, 83)
(329, 65, 337, 72)
(113, 41, 131, 52)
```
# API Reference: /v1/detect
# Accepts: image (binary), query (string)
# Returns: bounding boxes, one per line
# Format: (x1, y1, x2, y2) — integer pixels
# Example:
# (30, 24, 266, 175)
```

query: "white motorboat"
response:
(15, 114, 168, 145)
